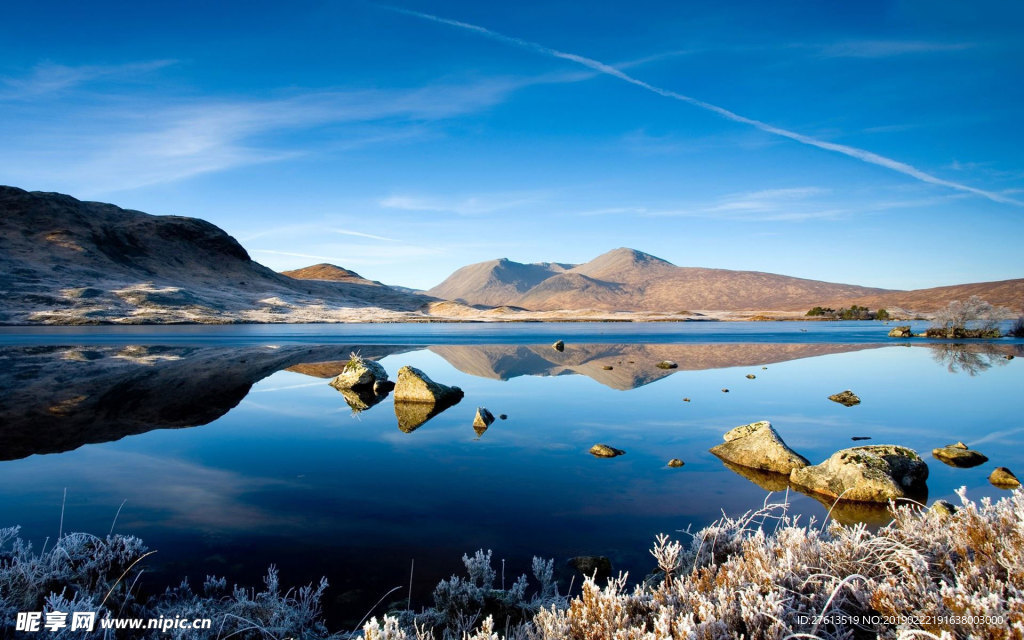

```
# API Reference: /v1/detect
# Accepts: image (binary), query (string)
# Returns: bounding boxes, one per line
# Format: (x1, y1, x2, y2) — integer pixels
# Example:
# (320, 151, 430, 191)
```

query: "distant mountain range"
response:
(424, 248, 1023, 313)
(2, 186, 1020, 324)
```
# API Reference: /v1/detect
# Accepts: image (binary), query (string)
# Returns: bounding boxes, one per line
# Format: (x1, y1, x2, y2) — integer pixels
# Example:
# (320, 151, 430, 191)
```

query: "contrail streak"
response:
(384, 5, 1020, 206)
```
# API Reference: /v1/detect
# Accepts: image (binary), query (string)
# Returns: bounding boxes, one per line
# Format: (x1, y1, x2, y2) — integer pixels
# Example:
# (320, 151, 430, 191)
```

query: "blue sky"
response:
(1, 0, 1022, 290)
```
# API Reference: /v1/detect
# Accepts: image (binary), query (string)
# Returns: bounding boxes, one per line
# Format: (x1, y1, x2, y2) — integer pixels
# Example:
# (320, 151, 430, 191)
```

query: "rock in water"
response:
(392, 366, 464, 432)
(552, 340, 565, 352)
(709, 420, 810, 474)
(929, 500, 958, 518)
(829, 390, 861, 406)
(393, 366, 464, 404)
(667, 458, 684, 468)
(373, 379, 395, 395)
(932, 442, 988, 468)
(656, 360, 678, 369)
(789, 445, 928, 503)
(589, 443, 625, 458)
(328, 356, 388, 390)
(746, 374, 756, 379)
(888, 326, 914, 338)
(990, 467, 1021, 489)
(569, 556, 611, 580)
(473, 407, 495, 436)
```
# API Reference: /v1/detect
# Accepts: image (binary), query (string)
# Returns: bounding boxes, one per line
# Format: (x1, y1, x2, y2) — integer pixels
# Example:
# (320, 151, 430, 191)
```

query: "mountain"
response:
(428, 258, 576, 307)
(0, 186, 429, 324)
(282, 263, 381, 286)
(428, 248, 895, 311)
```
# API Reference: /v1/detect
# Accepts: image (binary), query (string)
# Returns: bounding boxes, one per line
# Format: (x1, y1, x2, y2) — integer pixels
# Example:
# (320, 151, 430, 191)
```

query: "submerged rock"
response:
(888, 326, 914, 338)
(721, 460, 791, 492)
(656, 360, 678, 369)
(828, 390, 861, 407)
(552, 340, 565, 352)
(667, 458, 684, 468)
(393, 366, 464, 404)
(569, 556, 611, 580)
(990, 467, 1021, 489)
(746, 374, 756, 379)
(589, 443, 626, 458)
(328, 355, 388, 390)
(932, 442, 988, 468)
(789, 445, 928, 503)
(796, 486, 902, 526)
(498, 414, 508, 420)
(709, 420, 810, 474)
(473, 407, 495, 436)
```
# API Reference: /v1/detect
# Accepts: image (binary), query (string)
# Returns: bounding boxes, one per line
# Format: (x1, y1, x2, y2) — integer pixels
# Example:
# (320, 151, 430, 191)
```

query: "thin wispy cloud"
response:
(383, 5, 1021, 206)
(573, 185, 967, 222)
(0, 60, 177, 99)
(707, 187, 831, 212)
(241, 225, 400, 243)
(380, 192, 545, 215)
(818, 40, 976, 58)
(0, 74, 525, 194)
(253, 242, 443, 267)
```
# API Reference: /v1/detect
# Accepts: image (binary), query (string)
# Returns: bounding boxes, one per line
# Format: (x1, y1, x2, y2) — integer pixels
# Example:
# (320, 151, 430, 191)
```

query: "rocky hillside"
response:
(428, 248, 895, 311)
(0, 186, 429, 324)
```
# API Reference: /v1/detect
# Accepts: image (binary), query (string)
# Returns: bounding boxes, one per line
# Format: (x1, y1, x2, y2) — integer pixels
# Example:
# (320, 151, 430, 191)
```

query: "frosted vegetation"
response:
(3, 489, 1021, 639)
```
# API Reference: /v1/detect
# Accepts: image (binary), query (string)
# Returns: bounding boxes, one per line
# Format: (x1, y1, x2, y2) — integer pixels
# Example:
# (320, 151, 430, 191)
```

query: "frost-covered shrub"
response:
(0, 526, 337, 639)
(0, 526, 150, 628)
(529, 488, 1024, 640)
(410, 549, 564, 639)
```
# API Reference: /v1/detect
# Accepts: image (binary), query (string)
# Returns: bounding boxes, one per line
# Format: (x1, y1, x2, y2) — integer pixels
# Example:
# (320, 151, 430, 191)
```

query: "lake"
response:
(1, 322, 1021, 626)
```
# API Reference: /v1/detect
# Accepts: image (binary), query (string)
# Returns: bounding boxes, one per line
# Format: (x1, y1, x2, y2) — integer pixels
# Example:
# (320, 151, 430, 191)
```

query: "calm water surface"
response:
(1, 322, 1021, 624)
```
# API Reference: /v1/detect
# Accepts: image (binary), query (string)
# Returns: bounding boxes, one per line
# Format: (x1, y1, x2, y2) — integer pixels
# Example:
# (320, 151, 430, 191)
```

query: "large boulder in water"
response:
(709, 420, 809, 474)
(888, 326, 914, 338)
(393, 366, 463, 404)
(392, 366, 464, 432)
(790, 445, 928, 503)
(932, 442, 988, 468)
(328, 356, 388, 390)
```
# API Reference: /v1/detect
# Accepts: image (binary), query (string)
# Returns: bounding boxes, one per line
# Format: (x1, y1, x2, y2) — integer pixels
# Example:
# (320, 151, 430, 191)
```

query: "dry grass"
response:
(360, 488, 1024, 640)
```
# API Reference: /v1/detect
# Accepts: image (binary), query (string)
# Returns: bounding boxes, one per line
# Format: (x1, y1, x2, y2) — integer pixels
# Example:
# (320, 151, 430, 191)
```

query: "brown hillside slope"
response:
(812, 279, 1024, 314)
(282, 263, 380, 286)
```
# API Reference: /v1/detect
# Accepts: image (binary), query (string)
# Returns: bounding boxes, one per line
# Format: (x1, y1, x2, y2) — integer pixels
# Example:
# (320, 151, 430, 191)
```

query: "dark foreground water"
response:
(0, 322, 1021, 626)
